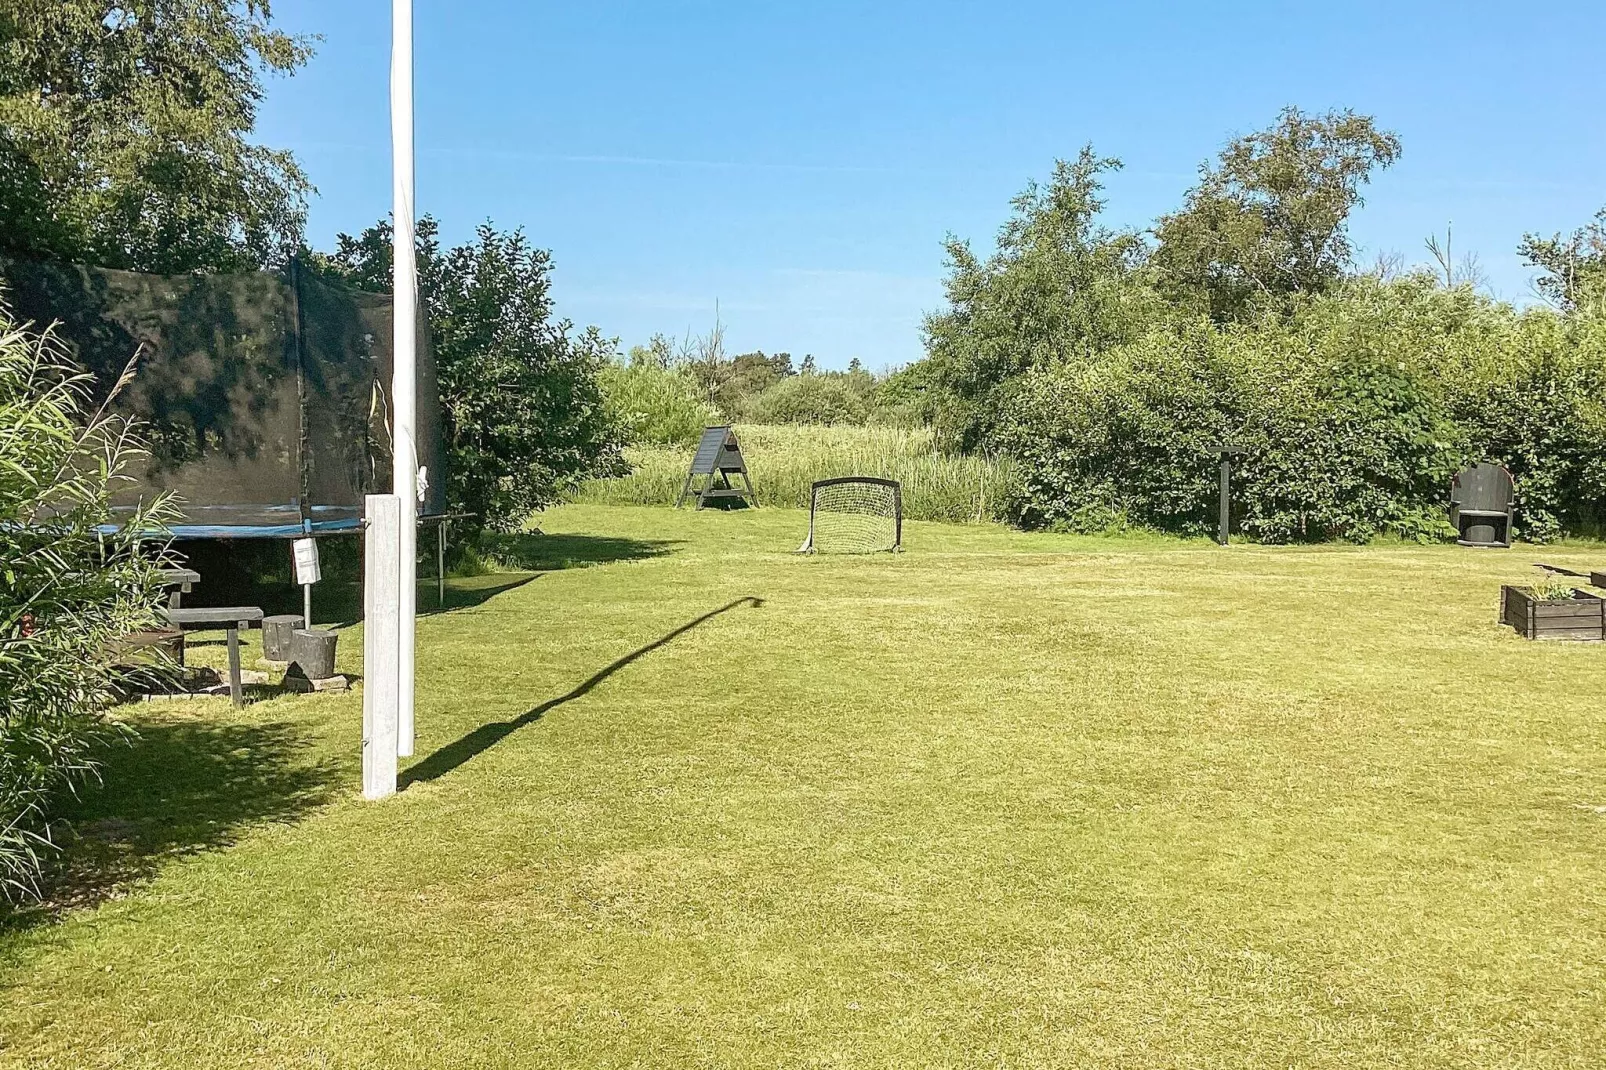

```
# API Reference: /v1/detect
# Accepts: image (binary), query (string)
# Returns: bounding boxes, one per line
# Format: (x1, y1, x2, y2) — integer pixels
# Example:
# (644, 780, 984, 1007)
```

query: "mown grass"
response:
(3, 504, 1605, 1068)
(572, 423, 1016, 523)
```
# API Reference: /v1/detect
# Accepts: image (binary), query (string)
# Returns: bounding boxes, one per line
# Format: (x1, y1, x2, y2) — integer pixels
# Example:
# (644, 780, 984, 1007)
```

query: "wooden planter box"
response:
(1501, 585, 1606, 641)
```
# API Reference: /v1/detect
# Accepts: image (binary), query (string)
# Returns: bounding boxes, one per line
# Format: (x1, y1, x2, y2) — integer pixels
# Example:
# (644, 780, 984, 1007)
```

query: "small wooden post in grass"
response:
(1206, 445, 1246, 546)
(364, 494, 400, 800)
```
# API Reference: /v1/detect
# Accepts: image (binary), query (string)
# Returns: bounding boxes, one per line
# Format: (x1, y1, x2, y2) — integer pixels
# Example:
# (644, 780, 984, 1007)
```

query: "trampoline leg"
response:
(438, 520, 447, 608)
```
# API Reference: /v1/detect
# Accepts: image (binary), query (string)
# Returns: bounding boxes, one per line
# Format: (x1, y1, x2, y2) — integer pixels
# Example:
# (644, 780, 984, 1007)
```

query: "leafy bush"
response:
(870, 361, 943, 427)
(600, 359, 719, 446)
(0, 315, 169, 902)
(1435, 311, 1606, 541)
(743, 373, 870, 426)
(996, 278, 1606, 542)
(313, 219, 624, 535)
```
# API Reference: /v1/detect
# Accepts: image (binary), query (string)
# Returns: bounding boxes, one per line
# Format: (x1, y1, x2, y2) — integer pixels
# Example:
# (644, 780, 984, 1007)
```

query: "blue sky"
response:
(258, 1, 1606, 371)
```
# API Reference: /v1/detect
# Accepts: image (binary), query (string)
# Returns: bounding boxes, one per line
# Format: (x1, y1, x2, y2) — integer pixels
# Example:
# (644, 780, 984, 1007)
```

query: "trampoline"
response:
(1, 255, 448, 539)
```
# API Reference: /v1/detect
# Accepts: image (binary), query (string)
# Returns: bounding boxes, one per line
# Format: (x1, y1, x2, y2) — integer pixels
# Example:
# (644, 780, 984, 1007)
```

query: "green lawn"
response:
(4, 505, 1605, 1068)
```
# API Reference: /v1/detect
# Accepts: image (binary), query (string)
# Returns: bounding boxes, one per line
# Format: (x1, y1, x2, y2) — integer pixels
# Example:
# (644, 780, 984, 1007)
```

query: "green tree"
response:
(1152, 108, 1401, 321)
(313, 218, 622, 533)
(922, 147, 1156, 448)
(725, 350, 793, 409)
(1519, 207, 1606, 312)
(0, 0, 313, 273)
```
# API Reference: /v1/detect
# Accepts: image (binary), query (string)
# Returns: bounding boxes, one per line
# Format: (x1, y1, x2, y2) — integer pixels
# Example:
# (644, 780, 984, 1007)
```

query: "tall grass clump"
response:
(0, 313, 170, 904)
(572, 423, 1015, 524)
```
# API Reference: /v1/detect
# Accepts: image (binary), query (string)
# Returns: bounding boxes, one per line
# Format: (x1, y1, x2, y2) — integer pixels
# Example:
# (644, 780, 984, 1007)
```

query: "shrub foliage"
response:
(599, 358, 719, 447)
(998, 281, 1606, 541)
(0, 314, 169, 902)
(313, 218, 622, 534)
(919, 109, 1606, 543)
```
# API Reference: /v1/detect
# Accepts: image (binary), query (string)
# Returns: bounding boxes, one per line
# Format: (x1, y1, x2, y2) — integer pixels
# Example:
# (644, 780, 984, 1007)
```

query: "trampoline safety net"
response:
(0, 255, 447, 537)
(796, 477, 903, 554)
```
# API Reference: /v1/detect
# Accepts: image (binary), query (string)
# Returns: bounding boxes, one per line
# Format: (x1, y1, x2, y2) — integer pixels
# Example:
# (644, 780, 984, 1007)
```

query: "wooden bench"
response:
(158, 568, 202, 609)
(161, 607, 265, 707)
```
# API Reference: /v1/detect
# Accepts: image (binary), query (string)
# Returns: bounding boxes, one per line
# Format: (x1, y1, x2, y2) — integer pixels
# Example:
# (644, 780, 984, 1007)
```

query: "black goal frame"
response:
(796, 476, 903, 554)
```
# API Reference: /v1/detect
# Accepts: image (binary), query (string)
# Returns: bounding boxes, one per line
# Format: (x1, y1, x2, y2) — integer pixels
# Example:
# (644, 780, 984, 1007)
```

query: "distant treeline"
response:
(598, 109, 1605, 542)
(912, 108, 1605, 542)
(599, 332, 937, 448)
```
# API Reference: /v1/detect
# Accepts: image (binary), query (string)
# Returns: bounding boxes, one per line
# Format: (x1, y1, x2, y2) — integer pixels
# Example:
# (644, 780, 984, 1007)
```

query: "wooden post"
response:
(1219, 456, 1231, 547)
(226, 624, 244, 708)
(364, 494, 400, 800)
(1207, 445, 1244, 547)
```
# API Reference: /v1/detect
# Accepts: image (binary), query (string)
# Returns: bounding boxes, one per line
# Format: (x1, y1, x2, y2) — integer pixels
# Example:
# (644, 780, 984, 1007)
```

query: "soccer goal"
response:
(795, 477, 902, 554)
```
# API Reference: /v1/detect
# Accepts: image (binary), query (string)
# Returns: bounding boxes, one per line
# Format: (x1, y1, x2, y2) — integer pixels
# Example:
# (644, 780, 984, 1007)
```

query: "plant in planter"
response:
(1500, 579, 1606, 641)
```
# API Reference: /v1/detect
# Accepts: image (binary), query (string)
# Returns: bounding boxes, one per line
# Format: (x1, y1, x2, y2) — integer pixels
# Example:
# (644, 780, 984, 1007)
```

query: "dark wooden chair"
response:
(161, 607, 265, 707)
(1450, 463, 1514, 548)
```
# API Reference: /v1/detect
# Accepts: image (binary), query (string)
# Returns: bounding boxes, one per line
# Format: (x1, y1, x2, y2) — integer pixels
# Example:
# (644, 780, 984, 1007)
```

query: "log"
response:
(286, 628, 339, 681)
(262, 614, 305, 661)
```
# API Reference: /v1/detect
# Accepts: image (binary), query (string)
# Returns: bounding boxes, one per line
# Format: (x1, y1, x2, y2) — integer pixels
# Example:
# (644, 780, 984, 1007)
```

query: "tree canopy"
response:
(0, 0, 312, 273)
(922, 147, 1155, 448)
(1152, 107, 1401, 321)
(1520, 207, 1606, 312)
(313, 218, 621, 534)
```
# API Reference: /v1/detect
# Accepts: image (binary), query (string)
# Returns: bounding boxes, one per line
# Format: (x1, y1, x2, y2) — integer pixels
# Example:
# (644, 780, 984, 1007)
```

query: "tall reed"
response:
(571, 424, 1015, 524)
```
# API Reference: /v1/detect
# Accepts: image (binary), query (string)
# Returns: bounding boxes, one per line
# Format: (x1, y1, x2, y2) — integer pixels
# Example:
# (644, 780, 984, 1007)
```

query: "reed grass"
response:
(571, 423, 1015, 524)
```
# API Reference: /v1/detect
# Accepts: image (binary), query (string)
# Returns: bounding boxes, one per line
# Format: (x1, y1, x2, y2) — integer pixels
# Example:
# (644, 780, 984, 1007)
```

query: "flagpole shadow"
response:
(400, 596, 764, 788)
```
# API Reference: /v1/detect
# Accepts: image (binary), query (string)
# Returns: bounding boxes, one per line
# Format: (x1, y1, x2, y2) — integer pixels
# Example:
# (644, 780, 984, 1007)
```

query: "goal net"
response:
(795, 477, 902, 554)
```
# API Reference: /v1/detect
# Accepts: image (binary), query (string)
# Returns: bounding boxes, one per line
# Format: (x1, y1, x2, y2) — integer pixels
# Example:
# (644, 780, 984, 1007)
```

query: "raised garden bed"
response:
(1501, 585, 1606, 641)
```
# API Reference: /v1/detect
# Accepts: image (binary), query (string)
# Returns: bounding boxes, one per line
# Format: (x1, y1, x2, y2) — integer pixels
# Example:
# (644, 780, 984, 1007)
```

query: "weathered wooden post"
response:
(1207, 445, 1246, 546)
(364, 494, 400, 800)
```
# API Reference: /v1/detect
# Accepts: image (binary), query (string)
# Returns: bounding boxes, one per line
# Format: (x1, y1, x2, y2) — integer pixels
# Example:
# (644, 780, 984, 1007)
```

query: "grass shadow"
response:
(3, 720, 341, 933)
(401, 596, 763, 788)
(475, 531, 678, 572)
(170, 532, 677, 630)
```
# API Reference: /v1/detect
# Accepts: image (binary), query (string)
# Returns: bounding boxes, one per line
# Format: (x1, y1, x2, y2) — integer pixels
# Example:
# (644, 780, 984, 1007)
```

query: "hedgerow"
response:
(997, 278, 1606, 542)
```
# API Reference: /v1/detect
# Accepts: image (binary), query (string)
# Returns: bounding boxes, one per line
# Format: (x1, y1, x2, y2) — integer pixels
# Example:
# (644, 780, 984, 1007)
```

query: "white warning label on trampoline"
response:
(292, 537, 322, 586)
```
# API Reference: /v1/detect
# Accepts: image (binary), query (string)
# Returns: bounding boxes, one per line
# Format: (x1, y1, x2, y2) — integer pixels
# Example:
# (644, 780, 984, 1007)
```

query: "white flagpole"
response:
(391, 0, 417, 757)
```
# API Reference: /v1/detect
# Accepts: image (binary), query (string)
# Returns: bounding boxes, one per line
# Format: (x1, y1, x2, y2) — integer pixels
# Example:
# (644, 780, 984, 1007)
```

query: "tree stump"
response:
(286, 628, 338, 682)
(262, 614, 305, 661)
